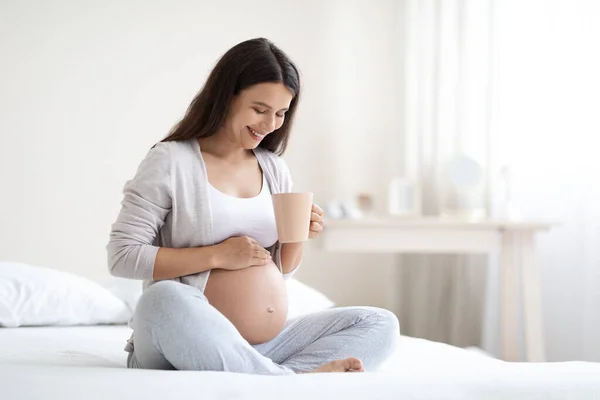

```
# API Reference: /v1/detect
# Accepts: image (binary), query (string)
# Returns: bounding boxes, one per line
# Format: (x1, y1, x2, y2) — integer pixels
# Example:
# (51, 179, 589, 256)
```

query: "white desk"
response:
(321, 216, 553, 362)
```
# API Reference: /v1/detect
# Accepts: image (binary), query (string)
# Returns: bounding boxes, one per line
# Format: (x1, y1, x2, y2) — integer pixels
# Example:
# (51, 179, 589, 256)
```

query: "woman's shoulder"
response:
(148, 138, 199, 165)
(155, 138, 197, 155)
(133, 139, 201, 184)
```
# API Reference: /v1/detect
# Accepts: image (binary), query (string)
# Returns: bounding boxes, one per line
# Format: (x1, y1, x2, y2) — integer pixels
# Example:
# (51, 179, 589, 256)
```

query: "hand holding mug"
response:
(308, 203, 324, 239)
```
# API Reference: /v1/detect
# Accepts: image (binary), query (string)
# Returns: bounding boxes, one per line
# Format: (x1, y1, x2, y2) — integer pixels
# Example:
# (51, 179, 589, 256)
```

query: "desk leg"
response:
(500, 231, 520, 361)
(520, 232, 546, 362)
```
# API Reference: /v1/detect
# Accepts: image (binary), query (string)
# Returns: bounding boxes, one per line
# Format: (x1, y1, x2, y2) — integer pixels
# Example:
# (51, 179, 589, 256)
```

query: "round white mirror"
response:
(444, 154, 483, 191)
(440, 154, 486, 219)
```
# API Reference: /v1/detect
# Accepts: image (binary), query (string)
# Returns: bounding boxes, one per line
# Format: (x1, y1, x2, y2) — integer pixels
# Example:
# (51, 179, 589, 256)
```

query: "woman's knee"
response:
(134, 281, 204, 327)
(362, 307, 401, 351)
(380, 308, 400, 337)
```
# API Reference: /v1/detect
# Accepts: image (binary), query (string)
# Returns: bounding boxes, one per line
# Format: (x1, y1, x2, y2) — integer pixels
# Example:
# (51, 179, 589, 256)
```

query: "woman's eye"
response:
(253, 108, 267, 114)
(276, 113, 285, 118)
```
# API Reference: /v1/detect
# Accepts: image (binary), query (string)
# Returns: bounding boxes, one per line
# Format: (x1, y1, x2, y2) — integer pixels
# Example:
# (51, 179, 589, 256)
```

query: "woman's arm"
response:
(152, 246, 219, 280)
(280, 242, 303, 275)
(107, 143, 175, 280)
(107, 143, 225, 281)
(153, 236, 272, 280)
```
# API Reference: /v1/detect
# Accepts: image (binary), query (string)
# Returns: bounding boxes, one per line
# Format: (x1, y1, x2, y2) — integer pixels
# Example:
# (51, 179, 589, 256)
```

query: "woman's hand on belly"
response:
(213, 236, 272, 270)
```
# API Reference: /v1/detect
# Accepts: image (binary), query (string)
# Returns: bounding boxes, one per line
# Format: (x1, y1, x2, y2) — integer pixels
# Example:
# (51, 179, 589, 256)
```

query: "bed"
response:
(1, 263, 600, 399)
(2, 325, 600, 400)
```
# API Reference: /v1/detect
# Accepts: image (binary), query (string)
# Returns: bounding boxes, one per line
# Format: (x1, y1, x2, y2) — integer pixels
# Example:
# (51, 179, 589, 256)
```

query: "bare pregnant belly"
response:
(204, 261, 288, 345)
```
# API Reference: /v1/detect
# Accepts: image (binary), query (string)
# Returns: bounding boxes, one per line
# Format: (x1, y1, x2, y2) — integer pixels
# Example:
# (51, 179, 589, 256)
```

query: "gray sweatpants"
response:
(127, 281, 400, 374)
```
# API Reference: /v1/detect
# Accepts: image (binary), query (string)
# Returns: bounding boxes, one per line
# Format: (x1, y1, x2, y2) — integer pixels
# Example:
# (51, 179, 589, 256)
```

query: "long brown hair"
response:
(161, 38, 301, 155)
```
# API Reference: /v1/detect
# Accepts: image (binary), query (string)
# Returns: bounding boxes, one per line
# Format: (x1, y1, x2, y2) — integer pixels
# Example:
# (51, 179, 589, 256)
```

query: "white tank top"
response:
(208, 174, 279, 248)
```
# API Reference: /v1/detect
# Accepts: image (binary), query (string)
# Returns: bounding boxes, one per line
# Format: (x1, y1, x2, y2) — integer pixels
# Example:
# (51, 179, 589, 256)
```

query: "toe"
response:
(348, 357, 364, 371)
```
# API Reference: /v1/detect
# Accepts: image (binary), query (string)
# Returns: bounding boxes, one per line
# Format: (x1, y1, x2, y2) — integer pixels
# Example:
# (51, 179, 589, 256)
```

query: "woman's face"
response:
(224, 82, 294, 150)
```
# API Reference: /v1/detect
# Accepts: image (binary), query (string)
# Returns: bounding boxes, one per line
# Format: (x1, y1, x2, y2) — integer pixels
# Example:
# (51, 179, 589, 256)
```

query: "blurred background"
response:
(1, 0, 599, 362)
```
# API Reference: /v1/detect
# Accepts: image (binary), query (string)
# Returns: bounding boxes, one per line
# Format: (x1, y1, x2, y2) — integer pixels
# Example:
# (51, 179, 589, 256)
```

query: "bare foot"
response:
(306, 357, 365, 373)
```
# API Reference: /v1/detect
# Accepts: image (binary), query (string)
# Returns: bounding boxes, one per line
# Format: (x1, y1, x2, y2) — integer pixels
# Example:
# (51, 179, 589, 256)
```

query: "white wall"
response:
(0, 0, 403, 310)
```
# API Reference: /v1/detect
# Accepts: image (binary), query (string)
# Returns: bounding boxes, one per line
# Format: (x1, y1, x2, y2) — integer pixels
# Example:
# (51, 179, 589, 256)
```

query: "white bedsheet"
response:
(1, 326, 599, 399)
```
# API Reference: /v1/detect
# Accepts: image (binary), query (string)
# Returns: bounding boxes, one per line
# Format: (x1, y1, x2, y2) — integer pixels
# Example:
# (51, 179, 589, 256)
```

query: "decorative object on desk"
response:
(387, 177, 421, 216)
(356, 193, 375, 215)
(325, 200, 345, 219)
(341, 203, 363, 219)
(439, 154, 486, 220)
(324, 200, 363, 220)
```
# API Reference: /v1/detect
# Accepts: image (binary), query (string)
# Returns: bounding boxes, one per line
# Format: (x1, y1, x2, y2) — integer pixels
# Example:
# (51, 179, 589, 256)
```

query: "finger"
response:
(253, 244, 271, 256)
(248, 237, 267, 251)
(310, 212, 323, 224)
(308, 227, 322, 239)
(246, 236, 260, 245)
(254, 249, 271, 259)
(252, 257, 272, 266)
(310, 221, 323, 232)
(312, 203, 324, 216)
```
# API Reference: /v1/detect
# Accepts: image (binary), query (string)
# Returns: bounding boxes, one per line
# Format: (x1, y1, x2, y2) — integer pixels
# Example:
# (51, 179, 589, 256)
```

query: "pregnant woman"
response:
(106, 38, 399, 375)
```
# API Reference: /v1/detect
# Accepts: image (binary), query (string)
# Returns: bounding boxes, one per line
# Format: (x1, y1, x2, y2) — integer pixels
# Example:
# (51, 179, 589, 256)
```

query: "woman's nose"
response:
(260, 114, 276, 133)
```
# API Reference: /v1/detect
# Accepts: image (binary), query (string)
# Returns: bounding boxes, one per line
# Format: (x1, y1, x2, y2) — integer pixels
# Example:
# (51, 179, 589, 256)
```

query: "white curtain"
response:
(398, 0, 600, 361)
(397, 0, 493, 349)
(489, 0, 600, 361)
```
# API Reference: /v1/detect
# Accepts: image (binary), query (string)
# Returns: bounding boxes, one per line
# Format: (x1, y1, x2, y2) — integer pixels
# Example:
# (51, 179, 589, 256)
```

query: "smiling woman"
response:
(160, 38, 300, 156)
(222, 83, 293, 149)
(106, 37, 400, 376)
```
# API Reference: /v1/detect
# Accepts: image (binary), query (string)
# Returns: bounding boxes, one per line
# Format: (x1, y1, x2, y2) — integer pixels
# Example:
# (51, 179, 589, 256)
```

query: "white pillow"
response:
(286, 279, 335, 318)
(103, 276, 143, 314)
(0, 262, 130, 327)
(104, 276, 335, 319)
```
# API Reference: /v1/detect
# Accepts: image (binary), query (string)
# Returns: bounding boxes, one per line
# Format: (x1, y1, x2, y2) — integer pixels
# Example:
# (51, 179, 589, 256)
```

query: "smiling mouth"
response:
(248, 127, 266, 140)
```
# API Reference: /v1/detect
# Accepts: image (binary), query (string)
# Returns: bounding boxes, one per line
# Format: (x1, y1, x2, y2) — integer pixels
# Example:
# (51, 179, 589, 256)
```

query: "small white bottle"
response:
(498, 165, 521, 221)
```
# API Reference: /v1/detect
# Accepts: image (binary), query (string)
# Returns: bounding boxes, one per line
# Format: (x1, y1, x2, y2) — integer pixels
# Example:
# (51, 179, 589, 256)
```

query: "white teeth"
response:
(250, 128, 265, 138)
